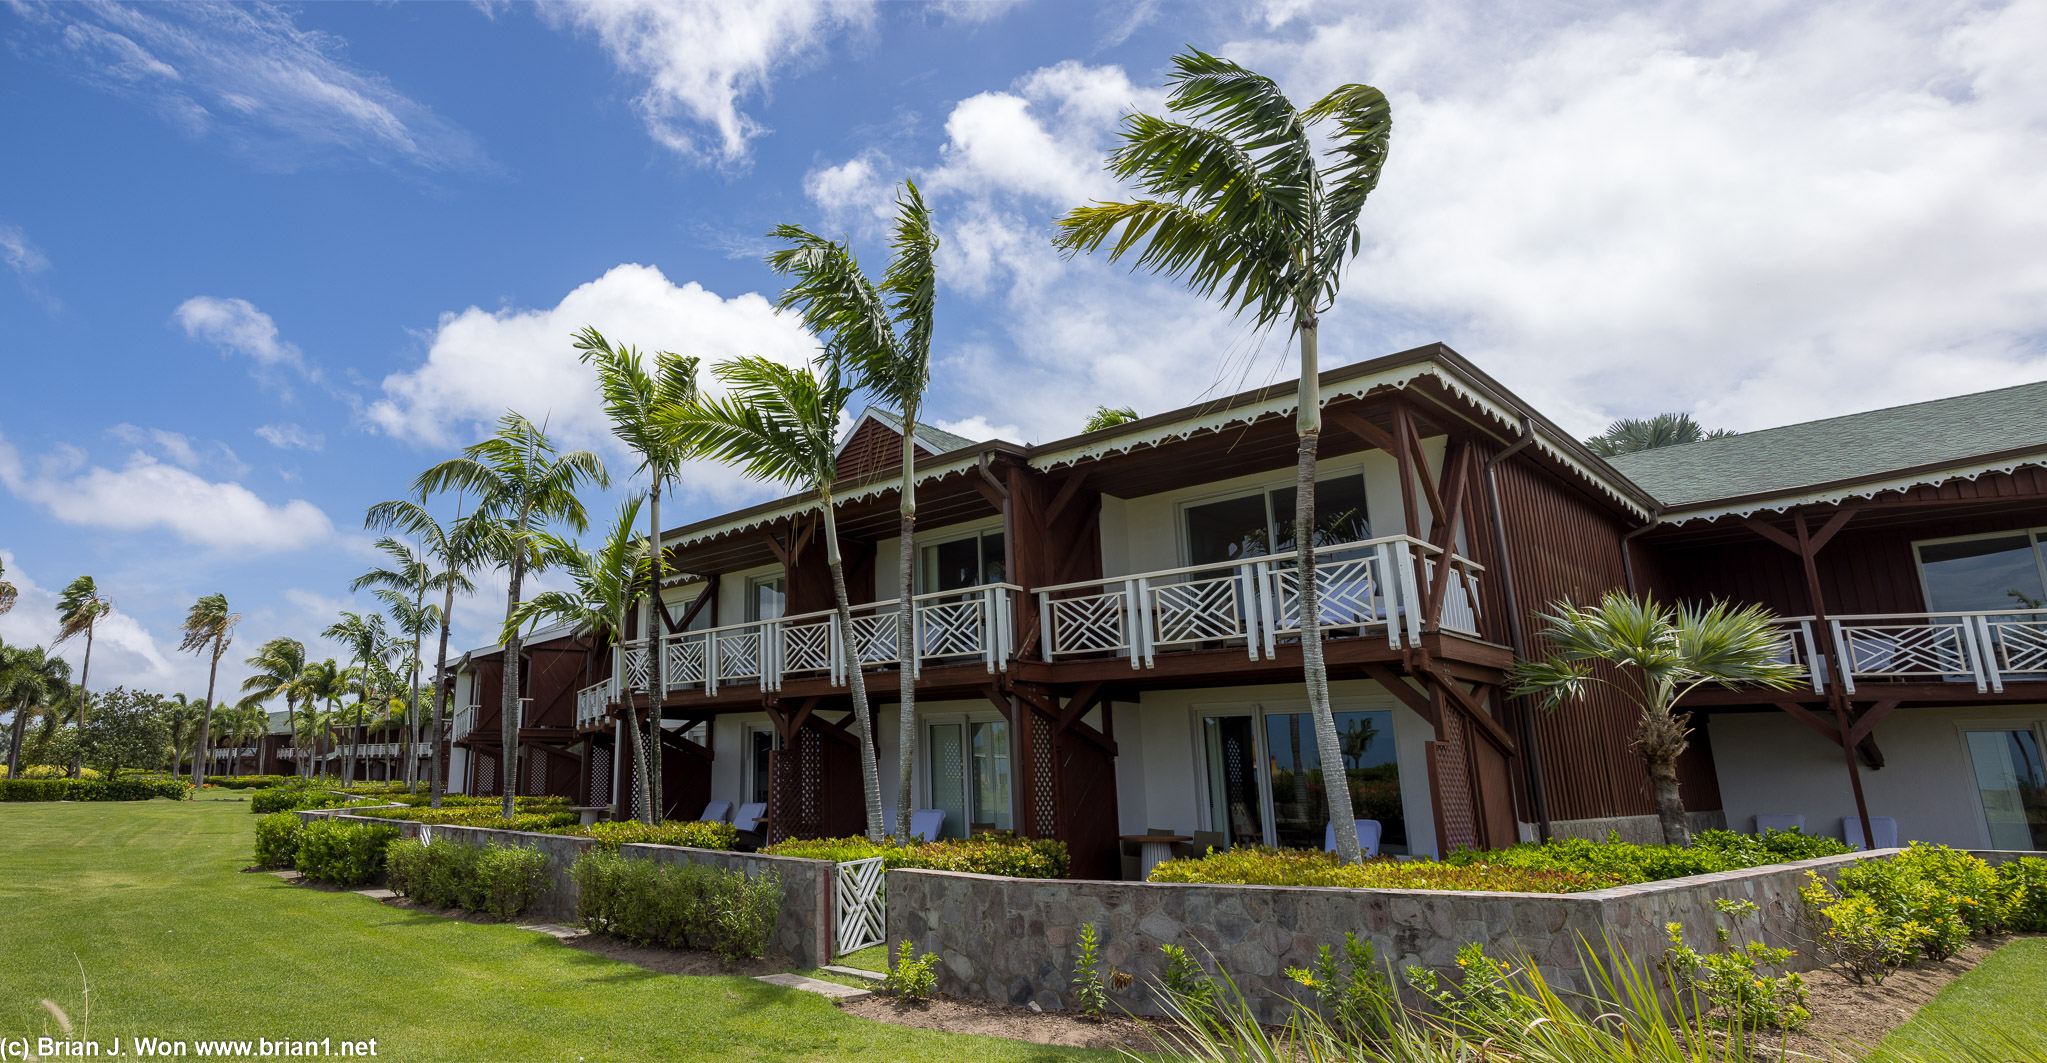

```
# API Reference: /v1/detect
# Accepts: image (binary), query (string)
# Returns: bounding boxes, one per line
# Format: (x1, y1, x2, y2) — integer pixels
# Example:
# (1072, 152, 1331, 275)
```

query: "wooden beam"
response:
(1044, 471, 1091, 526)
(1415, 662, 1515, 754)
(1400, 404, 1446, 526)
(979, 684, 1014, 722)
(1771, 699, 1842, 746)
(761, 525, 791, 567)
(1326, 406, 1397, 453)
(1742, 518, 1803, 555)
(1808, 504, 1862, 554)
(1361, 663, 1438, 727)
(1055, 681, 1105, 733)
(668, 580, 717, 634)
(1424, 443, 1475, 625)
(1845, 699, 1899, 746)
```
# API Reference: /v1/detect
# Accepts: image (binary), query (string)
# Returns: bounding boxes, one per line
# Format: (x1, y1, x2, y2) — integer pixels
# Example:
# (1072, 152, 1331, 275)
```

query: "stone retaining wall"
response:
(887, 848, 2041, 1020)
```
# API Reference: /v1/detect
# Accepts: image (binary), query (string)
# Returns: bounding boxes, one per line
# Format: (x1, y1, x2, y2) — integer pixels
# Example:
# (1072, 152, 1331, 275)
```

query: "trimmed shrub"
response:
(763, 833, 1068, 878)
(208, 775, 295, 790)
(2000, 857, 2047, 932)
(253, 812, 304, 868)
(293, 820, 399, 886)
(1151, 846, 1597, 892)
(1441, 829, 1851, 888)
(352, 803, 580, 831)
(12, 765, 102, 781)
(571, 850, 782, 962)
(0, 778, 188, 801)
(568, 819, 739, 852)
(386, 837, 550, 918)
(249, 788, 357, 814)
(1835, 843, 2004, 959)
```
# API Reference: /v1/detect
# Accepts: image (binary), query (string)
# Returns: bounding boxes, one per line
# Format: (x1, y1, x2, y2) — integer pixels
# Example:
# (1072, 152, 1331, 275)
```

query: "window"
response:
(925, 717, 1011, 839)
(746, 574, 785, 622)
(1182, 475, 1370, 566)
(1915, 531, 2047, 613)
(1198, 704, 1406, 852)
(1964, 727, 2047, 850)
(920, 529, 1005, 593)
(748, 727, 780, 806)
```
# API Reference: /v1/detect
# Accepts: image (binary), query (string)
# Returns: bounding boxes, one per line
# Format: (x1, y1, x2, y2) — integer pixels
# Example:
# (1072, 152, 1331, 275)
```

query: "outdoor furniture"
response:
(698, 800, 733, 824)
(1324, 819, 1384, 857)
(1172, 829, 1225, 860)
(1753, 813, 1805, 834)
(908, 808, 945, 842)
(733, 802, 767, 833)
(1842, 815, 1900, 850)
(572, 805, 610, 826)
(1122, 833, 1190, 879)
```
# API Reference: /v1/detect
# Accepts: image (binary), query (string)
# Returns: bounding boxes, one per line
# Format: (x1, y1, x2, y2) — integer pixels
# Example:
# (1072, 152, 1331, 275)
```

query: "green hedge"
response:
(571, 850, 781, 962)
(2001, 856, 2047, 932)
(763, 833, 1068, 877)
(1151, 846, 1598, 892)
(254, 812, 304, 868)
(207, 775, 294, 790)
(0, 778, 189, 802)
(352, 804, 582, 831)
(1440, 829, 1853, 888)
(249, 788, 359, 814)
(293, 819, 400, 887)
(567, 819, 739, 852)
(386, 837, 550, 918)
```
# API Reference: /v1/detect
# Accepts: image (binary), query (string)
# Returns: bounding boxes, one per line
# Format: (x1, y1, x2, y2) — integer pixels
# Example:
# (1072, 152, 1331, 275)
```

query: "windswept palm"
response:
(1, 644, 71, 776)
(324, 611, 390, 786)
(659, 354, 888, 842)
(178, 592, 239, 788)
(364, 501, 487, 808)
(1054, 49, 1392, 863)
(576, 328, 699, 822)
(53, 575, 112, 778)
(415, 412, 608, 816)
(768, 179, 938, 842)
(301, 659, 346, 782)
(1509, 592, 1804, 845)
(240, 636, 308, 779)
(354, 538, 442, 790)
(506, 495, 654, 820)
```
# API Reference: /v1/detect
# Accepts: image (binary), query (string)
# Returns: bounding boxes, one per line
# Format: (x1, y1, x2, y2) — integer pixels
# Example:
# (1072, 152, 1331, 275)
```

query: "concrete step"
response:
(821, 964, 885, 983)
(753, 973, 872, 1000)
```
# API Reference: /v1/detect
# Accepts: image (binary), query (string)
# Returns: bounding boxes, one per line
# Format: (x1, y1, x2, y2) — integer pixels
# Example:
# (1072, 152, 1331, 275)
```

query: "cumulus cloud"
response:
(542, 0, 871, 169)
(12, 1, 486, 172)
(0, 429, 334, 553)
(254, 423, 323, 451)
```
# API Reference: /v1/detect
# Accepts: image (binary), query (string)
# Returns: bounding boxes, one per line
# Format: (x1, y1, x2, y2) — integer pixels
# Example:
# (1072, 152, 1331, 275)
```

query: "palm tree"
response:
(0, 557, 17, 616)
(230, 700, 268, 776)
(240, 636, 308, 777)
(1, 644, 71, 777)
(53, 575, 112, 777)
(766, 179, 939, 842)
(1053, 49, 1393, 863)
(352, 539, 440, 790)
(661, 354, 887, 842)
(415, 412, 608, 816)
(1084, 405, 1139, 432)
(575, 328, 699, 824)
(363, 501, 486, 809)
(1584, 413, 1735, 457)
(506, 496, 654, 821)
(324, 612, 390, 786)
(1509, 592, 1804, 845)
(162, 692, 202, 775)
(178, 593, 239, 788)
(291, 701, 334, 782)
(301, 658, 346, 781)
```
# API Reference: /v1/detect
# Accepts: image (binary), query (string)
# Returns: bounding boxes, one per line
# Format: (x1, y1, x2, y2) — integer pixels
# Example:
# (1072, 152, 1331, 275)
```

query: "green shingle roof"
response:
(1606, 379, 2047, 509)
(867, 407, 977, 455)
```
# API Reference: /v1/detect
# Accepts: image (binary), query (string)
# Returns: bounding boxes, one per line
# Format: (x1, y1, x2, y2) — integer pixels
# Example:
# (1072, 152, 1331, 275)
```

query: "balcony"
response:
(451, 705, 479, 740)
(1771, 610, 2047, 694)
(619, 584, 1019, 698)
(576, 680, 616, 728)
(1034, 536, 1484, 669)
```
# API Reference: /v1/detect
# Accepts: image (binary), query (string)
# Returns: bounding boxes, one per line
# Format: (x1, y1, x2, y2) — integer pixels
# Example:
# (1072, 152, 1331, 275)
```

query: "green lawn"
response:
(0, 796, 1110, 1063)
(1874, 937, 2047, 1060)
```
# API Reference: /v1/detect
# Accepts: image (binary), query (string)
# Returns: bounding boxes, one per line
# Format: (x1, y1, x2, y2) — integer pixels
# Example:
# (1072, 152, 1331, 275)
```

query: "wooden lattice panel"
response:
(474, 751, 498, 797)
(1432, 711, 1478, 853)
(522, 747, 549, 796)
(588, 745, 611, 806)
(1030, 714, 1058, 837)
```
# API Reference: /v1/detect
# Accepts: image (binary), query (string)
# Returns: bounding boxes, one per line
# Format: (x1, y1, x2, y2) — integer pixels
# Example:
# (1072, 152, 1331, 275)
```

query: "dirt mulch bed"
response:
(1755, 934, 2028, 1061)
(838, 994, 1186, 1052)
(559, 934, 790, 978)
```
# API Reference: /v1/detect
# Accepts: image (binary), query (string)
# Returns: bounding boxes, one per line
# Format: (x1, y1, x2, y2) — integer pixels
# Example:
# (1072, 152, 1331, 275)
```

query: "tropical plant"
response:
(766, 179, 938, 843)
(324, 611, 389, 787)
(1053, 49, 1393, 862)
(239, 637, 308, 779)
(1083, 405, 1139, 431)
(162, 693, 202, 774)
(1509, 592, 1803, 845)
(1, 644, 71, 778)
(352, 537, 441, 789)
(415, 412, 608, 816)
(53, 575, 112, 777)
(0, 556, 16, 615)
(229, 699, 269, 777)
(362, 500, 487, 809)
(575, 327, 701, 825)
(660, 354, 887, 841)
(300, 659, 346, 782)
(177, 592, 238, 788)
(505, 495, 652, 820)
(1585, 413, 1734, 457)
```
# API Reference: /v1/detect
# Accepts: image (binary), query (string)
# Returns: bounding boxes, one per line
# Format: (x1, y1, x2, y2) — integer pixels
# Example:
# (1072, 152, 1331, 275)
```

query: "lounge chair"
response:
(698, 800, 733, 824)
(1324, 819, 1383, 857)
(733, 802, 767, 833)
(909, 808, 945, 842)
(1842, 815, 1899, 850)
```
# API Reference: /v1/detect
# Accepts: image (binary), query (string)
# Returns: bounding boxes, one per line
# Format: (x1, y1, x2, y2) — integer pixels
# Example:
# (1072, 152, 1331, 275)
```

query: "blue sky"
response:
(3, 0, 2045, 698)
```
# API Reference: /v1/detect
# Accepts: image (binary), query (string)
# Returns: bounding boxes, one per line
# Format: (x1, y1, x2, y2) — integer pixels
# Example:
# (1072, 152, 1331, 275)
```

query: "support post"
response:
(1795, 512, 1877, 850)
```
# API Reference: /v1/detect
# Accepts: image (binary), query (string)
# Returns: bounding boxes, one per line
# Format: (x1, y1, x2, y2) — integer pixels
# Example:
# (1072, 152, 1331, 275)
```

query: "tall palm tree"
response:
(661, 354, 888, 842)
(415, 412, 608, 816)
(325, 612, 389, 786)
(506, 496, 654, 821)
(766, 180, 939, 842)
(53, 575, 112, 778)
(291, 700, 334, 783)
(1584, 413, 1735, 457)
(575, 328, 699, 824)
(352, 540, 439, 790)
(162, 692, 202, 775)
(178, 592, 239, 788)
(240, 636, 308, 778)
(1, 644, 71, 777)
(231, 700, 268, 776)
(363, 501, 486, 809)
(1053, 50, 1392, 863)
(0, 557, 17, 616)
(1509, 592, 1804, 845)
(301, 658, 346, 781)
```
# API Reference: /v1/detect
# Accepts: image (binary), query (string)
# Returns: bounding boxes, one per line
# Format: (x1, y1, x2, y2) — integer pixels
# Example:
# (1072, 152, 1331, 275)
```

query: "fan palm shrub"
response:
(1053, 49, 1394, 863)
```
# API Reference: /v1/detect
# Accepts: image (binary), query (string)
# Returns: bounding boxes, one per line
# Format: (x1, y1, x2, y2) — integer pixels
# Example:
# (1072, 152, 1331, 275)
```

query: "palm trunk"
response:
(70, 622, 93, 778)
(502, 550, 527, 818)
(8, 704, 28, 777)
(894, 420, 917, 842)
(406, 617, 423, 791)
(823, 500, 886, 843)
(193, 648, 220, 789)
(430, 584, 455, 809)
(617, 600, 651, 825)
(643, 478, 665, 824)
(1648, 755, 1690, 846)
(1295, 313, 1361, 864)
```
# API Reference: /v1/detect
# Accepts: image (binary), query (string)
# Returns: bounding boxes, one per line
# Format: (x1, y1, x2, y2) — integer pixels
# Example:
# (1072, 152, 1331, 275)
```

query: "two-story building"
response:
(441, 343, 2047, 876)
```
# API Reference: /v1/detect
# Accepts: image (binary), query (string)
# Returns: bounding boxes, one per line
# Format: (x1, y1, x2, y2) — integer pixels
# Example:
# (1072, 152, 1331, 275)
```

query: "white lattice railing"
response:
(615, 584, 1020, 697)
(834, 855, 887, 957)
(451, 704, 478, 740)
(575, 679, 614, 729)
(1036, 535, 1484, 668)
(1768, 610, 2047, 694)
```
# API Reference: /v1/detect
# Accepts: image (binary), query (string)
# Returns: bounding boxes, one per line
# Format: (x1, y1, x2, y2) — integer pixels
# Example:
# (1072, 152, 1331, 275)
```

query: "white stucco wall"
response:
(1709, 703, 2047, 848)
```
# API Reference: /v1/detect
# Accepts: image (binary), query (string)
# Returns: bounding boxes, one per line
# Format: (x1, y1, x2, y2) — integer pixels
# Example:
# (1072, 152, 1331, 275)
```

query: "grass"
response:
(835, 945, 888, 973)
(1874, 937, 2047, 1059)
(0, 796, 1110, 1063)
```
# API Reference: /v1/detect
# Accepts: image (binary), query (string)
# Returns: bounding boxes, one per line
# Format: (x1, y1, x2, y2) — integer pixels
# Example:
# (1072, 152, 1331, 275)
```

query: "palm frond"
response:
(1163, 49, 1318, 210)
(1053, 199, 1286, 326)
(1301, 83, 1393, 302)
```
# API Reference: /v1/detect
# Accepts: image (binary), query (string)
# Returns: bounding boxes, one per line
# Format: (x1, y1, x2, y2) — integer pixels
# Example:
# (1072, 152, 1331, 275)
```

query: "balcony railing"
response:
(618, 584, 1020, 697)
(1770, 610, 2047, 694)
(451, 704, 478, 740)
(576, 679, 616, 728)
(1035, 536, 1484, 668)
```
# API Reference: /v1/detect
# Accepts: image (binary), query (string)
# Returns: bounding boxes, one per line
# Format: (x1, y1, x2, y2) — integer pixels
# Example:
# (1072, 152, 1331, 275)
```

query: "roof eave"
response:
(1654, 445, 2047, 525)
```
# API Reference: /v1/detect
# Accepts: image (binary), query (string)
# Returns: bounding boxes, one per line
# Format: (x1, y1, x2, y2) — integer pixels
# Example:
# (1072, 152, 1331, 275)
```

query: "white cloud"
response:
(107, 424, 248, 477)
(174, 296, 304, 369)
(543, 0, 871, 169)
(933, 414, 1019, 442)
(0, 220, 50, 276)
(16, 1, 485, 172)
(803, 150, 898, 231)
(254, 423, 324, 451)
(0, 429, 334, 553)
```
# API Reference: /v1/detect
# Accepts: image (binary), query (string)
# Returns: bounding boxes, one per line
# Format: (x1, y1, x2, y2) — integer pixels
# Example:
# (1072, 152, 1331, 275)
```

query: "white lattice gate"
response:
(834, 855, 886, 957)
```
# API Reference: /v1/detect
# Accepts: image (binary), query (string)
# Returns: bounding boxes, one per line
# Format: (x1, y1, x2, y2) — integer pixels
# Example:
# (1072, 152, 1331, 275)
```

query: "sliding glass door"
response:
(1964, 727, 2047, 850)
(926, 717, 1012, 840)
(1199, 705, 1406, 852)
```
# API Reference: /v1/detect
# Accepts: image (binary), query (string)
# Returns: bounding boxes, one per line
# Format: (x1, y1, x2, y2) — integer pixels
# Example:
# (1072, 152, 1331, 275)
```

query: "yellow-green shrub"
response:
(1152, 846, 1597, 892)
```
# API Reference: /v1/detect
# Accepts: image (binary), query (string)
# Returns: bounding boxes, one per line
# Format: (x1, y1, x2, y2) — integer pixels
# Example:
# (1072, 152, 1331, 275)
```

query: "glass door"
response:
(1201, 714, 1266, 847)
(1262, 709, 1405, 851)
(969, 720, 1012, 834)
(925, 717, 1012, 839)
(927, 722, 967, 839)
(1964, 727, 2047, 850)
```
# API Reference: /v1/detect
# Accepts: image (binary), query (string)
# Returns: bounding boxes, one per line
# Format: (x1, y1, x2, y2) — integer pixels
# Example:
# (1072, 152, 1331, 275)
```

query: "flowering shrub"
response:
(763, 834, 1068, 878)
(1442, 829, 1851, 888)
(1151, 846, 1597, 892)
(1800, 872, 1925, 984)
(1833, 844, 2005, 960)
(1286, 932, 1394, 1036)
(568, 819, 739, 852)
(1404, 943, 1534, 1032)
